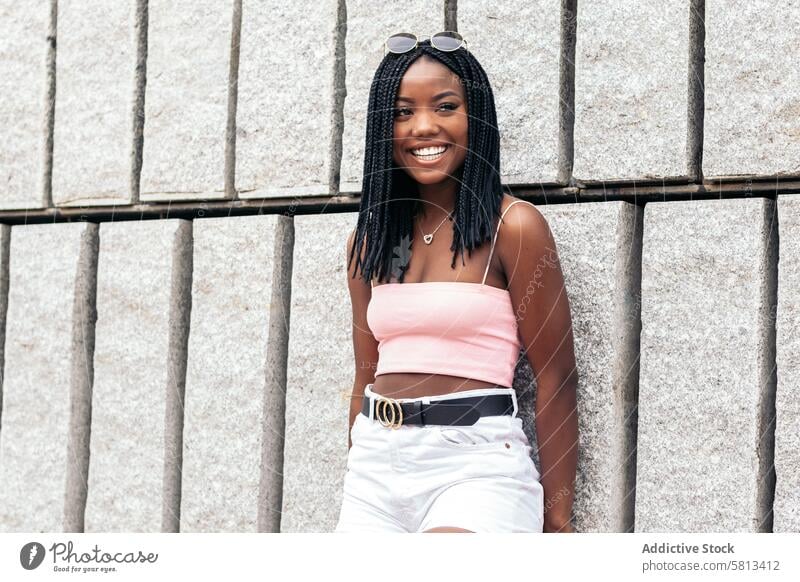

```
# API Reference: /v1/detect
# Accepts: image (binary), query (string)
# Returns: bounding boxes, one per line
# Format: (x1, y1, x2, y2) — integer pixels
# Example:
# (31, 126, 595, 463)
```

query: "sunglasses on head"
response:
(384, 31, 469, 56)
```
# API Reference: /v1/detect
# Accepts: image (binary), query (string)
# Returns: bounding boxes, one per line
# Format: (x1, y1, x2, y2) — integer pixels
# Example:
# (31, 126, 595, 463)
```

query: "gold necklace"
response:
(417, 210, 453, 244)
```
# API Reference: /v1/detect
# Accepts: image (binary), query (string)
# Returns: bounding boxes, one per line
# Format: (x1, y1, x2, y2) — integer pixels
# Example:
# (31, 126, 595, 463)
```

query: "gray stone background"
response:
(0, 0, 797, 533)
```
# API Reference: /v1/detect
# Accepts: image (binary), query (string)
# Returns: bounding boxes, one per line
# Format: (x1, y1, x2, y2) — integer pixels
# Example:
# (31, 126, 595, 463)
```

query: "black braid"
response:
(347, 39, 504, 285)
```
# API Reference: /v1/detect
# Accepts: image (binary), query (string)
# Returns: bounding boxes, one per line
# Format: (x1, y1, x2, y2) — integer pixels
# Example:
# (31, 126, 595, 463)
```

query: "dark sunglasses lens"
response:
(386, 33, 417, 53)
(431, 31, 463, 51)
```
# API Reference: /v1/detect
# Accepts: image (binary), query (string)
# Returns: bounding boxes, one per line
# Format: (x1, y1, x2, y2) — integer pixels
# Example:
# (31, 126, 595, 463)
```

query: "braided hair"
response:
(348, 39, 505, 285)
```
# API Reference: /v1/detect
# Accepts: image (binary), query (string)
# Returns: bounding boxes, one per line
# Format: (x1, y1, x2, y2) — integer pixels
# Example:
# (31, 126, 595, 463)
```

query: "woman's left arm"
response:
(500, 201, 579, 533)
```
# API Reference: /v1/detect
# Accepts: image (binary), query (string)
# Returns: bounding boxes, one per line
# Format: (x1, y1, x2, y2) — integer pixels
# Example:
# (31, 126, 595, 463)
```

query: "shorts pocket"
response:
(509, 418, 541, 480)
(346, 415, 369, 470)
(433, 415, 512, 451)
(350, 413, 369, 442)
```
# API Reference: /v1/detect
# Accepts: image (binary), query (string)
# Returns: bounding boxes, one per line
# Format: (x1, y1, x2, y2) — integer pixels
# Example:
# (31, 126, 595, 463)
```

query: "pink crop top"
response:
(366, 200, 528, 387)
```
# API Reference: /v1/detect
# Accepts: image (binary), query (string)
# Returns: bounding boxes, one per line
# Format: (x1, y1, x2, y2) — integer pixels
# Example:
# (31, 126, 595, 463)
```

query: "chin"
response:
(408, 168, 452, 183)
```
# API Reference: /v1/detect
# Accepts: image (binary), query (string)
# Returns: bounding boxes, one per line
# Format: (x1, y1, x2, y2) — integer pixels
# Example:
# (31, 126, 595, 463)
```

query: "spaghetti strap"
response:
(482, 199, 528, 284)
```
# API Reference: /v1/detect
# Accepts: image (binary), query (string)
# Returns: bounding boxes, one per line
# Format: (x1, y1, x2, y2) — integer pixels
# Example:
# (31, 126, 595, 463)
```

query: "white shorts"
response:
(335, 383, 544, 533)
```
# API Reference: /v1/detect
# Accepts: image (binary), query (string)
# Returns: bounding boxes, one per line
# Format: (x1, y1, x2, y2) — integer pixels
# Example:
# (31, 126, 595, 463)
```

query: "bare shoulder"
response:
(499, 195, 549, 235)
(495, 195, 557, 277)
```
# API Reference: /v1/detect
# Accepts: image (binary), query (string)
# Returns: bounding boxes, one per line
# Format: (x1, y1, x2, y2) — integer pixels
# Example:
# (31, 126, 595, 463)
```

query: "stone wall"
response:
(0, 1, 797, 532)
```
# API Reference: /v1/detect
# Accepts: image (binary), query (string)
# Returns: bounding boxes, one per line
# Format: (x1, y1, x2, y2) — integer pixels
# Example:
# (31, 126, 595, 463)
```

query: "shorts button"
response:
(505, 442, 510, 448)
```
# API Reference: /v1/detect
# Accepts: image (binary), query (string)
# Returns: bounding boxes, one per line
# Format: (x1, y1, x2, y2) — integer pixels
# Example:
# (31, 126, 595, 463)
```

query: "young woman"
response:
(337, 32, 578, 533)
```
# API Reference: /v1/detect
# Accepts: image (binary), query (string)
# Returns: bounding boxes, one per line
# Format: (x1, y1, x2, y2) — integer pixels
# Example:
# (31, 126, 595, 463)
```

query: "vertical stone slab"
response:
(459, 1, 561, 184)
(282, 212, 354, 532)
(0, 223, 90, 531)
(0, 1, 50, 210)
(236, 0, 340, 199)
(0, 225, 9, 406)
(52, 1, 137, 206)
(140, 1, 234, 202)
(339, 0, 444, 193)
(637, 198, 776, 532)
(84, 219, 189, 532)
(573, 1, 688, 181)
(528, 201, 642, 532)
(181, 215, 279, 532)
(705, 2, 800, 177)
(775, 195, 800, 532)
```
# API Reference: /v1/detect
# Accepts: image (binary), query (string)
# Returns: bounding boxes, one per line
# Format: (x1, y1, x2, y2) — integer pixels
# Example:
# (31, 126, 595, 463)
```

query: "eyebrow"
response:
(396, 90, 461, 103)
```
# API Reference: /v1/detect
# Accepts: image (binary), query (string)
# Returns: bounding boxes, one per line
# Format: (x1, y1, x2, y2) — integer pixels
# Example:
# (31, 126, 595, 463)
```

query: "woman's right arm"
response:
(346, 228, 379, 450)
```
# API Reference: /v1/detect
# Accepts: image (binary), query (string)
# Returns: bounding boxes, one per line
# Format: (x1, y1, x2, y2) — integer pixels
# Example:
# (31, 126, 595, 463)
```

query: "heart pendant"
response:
(423, 234, 433, 244)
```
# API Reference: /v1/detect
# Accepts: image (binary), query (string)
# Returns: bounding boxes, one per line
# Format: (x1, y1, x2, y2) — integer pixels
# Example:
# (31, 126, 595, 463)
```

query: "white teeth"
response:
(411, 145, 448, 158)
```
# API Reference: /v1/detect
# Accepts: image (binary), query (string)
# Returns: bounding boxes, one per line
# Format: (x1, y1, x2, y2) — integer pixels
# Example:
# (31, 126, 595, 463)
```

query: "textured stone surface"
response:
(281, 211, 355, 532)
(775, 195, 800, 532)
(0, 1, 49, 209)
(459, 1, 561, 184)
(339, 1, 443, 193)
(180, 215, 279, 532)
(705, 2, 800, 178)
(236, 0, 339, 199)
(574, 1, 688, 181)
(0, 223, 87, 531)
(140, 1, 233, 201)
(52, 1, 137, 206)
(3, 3, 798, 536)
(530, 201, 642, 532)
(84, 220, 184, 532)
(637, 198, 775, 532)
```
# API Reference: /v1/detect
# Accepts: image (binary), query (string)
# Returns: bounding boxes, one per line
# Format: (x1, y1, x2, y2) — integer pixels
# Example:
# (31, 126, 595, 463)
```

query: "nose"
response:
(411, 106, 439, 137)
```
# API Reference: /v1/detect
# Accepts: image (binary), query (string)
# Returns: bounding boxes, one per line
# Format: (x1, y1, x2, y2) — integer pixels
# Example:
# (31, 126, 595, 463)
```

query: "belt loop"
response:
(367, 385, 374, 421)
(410, 401, 422, 424)
(510, 389, 518, 418)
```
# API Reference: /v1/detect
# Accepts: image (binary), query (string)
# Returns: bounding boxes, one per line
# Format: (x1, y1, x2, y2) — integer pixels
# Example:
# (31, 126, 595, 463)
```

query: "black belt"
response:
(360, 390, 514, 428)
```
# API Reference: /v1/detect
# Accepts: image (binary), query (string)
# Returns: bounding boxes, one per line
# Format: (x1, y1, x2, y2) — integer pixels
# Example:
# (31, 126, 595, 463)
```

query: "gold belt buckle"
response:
(375, 396, 404, 429)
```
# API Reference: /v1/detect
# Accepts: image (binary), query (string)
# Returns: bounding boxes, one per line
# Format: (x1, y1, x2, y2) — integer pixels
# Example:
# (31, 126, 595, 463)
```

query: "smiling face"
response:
(392, 56, 469, 186)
